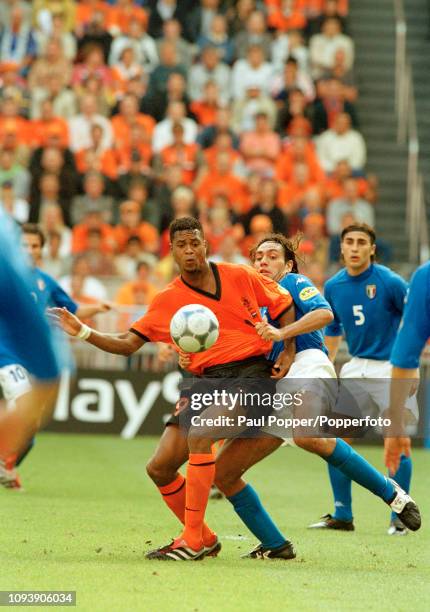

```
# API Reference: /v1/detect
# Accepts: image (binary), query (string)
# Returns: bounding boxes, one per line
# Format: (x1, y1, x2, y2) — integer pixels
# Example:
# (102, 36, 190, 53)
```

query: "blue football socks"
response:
(227, 483, 287, 549)
(328, 462, 353, 521)
(390, 454, 412, 521)
(325, 439, 395, 504)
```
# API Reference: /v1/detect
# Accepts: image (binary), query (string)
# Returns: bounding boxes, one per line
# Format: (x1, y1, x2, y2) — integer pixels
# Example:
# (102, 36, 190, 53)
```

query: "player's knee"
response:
(214, 462, 242, 494)
(146, 456, 176, 487)
(293, 436, 326, 454)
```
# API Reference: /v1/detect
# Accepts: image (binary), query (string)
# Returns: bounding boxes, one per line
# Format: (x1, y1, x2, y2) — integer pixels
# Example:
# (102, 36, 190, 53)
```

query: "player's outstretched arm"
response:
(50, 307, 145, 356)
(75, 301, 114, 318)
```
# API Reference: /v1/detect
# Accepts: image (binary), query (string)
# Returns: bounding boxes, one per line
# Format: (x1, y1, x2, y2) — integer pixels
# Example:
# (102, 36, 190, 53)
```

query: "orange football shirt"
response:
(130, 262, 293, 375)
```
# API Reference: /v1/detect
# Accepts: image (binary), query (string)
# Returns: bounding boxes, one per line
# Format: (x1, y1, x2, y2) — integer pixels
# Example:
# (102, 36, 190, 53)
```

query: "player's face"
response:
(341, 231, 375, 273)
(22, 233, 43, 266)
(253, 242, 293, 282)
(171, 230, 208, 274)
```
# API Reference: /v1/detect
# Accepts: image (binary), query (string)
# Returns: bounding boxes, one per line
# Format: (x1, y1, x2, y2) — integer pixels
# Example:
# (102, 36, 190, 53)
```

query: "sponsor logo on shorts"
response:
(299, 286, 319, 301)
(366, 284, 377, 299)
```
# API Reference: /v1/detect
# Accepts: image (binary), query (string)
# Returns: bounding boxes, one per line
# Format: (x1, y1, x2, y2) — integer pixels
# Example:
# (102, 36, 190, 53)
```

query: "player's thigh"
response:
(146, 425, 189, 483)
(0, 364, 32, 407)
(215, 436, 282, 486)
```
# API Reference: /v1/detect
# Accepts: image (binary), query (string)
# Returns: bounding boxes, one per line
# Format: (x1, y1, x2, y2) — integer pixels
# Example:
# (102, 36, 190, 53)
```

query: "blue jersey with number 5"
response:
(324, 263, 407, 360)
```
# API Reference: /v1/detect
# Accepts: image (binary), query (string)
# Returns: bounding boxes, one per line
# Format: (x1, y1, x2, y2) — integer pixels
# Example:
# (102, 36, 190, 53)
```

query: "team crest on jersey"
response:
(37, 278, 46, 291)
(366, 284, 377, 299)
(299, 286, 319, 301)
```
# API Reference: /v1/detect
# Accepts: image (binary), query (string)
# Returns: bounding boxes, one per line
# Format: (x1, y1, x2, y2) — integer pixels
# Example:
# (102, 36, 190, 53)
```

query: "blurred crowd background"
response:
(0, 0, 390, 330)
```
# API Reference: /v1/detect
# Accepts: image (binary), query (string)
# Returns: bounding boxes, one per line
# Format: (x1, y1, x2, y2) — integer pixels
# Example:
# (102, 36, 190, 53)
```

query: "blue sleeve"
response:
(388, 270, 408, 314)
(390, 264, 430, 368)
(288, 275, 332, 314)
(0, 228, 60, 380)
(49, 277, 78, 314)
(323, 281, 343, 337)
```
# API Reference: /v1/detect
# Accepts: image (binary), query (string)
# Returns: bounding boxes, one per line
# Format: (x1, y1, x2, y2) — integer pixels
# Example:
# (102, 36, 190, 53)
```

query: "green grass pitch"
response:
(0, 433, 429, 611)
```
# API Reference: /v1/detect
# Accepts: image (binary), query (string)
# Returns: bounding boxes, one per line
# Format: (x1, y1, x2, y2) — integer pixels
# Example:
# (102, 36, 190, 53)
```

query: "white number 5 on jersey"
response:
(353, 304, 365, 326)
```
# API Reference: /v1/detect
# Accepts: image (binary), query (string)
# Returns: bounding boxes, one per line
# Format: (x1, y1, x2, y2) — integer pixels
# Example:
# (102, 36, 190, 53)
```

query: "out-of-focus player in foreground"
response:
(0, 211, 60, 484)
(52, 216, 297, 561)
(387, 261, 430, 482)
(0, 223, 111, 488)
(309, 223, 417, 535)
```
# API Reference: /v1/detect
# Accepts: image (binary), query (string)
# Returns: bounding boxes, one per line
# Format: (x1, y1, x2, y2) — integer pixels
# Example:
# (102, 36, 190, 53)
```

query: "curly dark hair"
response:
(251, 233, 301, 273)
(169, 216, 204, 242)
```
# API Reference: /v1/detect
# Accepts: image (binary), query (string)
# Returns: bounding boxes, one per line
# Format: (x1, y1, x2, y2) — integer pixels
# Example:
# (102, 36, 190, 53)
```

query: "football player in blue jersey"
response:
(214, 233, 421, 557)
(0, 223, 111, 488)
(0, 212, 60, 486)
(386, 261, 430, 476)
(309, 223, 417, 535)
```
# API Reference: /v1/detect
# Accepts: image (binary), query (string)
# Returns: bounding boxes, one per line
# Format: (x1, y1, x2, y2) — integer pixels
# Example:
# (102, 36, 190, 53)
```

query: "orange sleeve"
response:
(129, 290, 173, 343)
(247, 266, 293, 320)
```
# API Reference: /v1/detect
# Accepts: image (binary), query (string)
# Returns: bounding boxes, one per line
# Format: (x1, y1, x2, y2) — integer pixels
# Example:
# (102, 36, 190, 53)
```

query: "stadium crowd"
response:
(0, 0, 381, 309)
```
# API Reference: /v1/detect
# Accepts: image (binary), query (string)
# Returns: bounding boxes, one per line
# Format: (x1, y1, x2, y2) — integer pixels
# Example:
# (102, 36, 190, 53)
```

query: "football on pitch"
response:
(170, 304, 219, 353)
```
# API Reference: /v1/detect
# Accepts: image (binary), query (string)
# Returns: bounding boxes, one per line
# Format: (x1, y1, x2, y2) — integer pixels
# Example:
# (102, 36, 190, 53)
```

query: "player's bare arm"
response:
(324, 335, 342, 362)
(269, 303, 296, 378)
(50, 307, 145, 356)
(384, 365, 419, 474)
(255, 308, 333, 342)
(75, 301, 114, 319)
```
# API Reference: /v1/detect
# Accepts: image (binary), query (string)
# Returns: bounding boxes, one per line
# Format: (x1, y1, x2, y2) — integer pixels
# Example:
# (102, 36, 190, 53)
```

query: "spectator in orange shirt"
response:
(0, 97, 29, 145)
(30, 99, 69, 148)
(113, 199, 159, 254)
(158, 122, 200, 185)
(115, 259, 159, 306)
(75, 1, 112, 35)
(107, 0, 149, 36)
(240, 111, 281, 176)
(111, 93, 155, 149)
(75, 123, 118, 180)
(190, 80, 221, 128)
(203, 194, 243, 255)
(265, 0, 307, 32)
(278, 161, 318, 212)
(203, 132, 242, 174)
(84, 227, 117, 276)
(72, 207, 116, 254)
(196, 151, 250, 214)
(116, 130, 153, 191)
(276, 135, 325, 183)
(324, 158, 368, 201)
(240, 213, 274, 256)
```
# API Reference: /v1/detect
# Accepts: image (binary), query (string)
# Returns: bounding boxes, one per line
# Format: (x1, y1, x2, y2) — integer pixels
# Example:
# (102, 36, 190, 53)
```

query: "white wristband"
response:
(77, 324, 91, 340)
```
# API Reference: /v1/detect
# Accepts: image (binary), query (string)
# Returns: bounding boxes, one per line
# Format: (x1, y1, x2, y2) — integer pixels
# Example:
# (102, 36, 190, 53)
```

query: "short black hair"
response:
(341, 223, 376, 244)
(22, 223, 45, 247)
(252, 233, 300, 273)
(169, 216, 204, 242)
